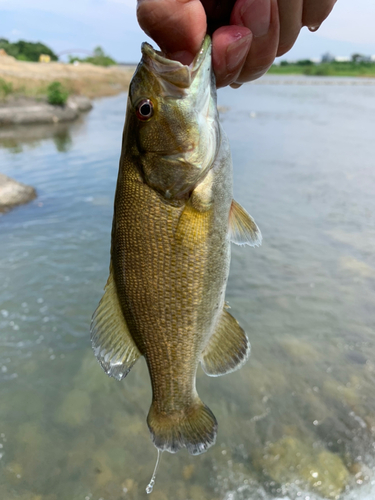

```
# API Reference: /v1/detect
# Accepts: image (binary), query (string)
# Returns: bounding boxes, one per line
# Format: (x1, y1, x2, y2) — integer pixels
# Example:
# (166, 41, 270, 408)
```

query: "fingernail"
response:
(226, 34, 251, 73)
(240, 0, 271, 38)
(307, 25, 320, 32)
(168, 50, 194, 65)
(230, 83, 242, 89)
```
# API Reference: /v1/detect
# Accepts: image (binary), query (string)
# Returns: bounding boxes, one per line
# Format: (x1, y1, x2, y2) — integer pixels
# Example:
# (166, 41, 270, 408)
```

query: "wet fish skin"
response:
(91, 36, 261, 455)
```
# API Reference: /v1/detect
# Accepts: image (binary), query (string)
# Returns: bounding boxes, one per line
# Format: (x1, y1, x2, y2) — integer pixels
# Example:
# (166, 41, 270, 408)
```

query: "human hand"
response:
(137, 0, 336, 88)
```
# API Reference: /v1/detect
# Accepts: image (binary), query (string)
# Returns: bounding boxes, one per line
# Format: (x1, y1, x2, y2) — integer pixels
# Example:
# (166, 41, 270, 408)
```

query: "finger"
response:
(302, 0, 337, 30)
(137, 0, 206, 64)
(201, 0, 234, 33)
(231, 0, 280, 83)
(276, 0, 303, 56)
(212, 26, 252, 88)
(231, 0, 272, 38)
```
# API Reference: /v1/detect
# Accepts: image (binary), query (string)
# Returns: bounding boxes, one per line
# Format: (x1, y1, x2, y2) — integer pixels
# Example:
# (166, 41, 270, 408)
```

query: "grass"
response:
(0, 58, 135, 101)
(0, 78, 13, 98)
(268, 62, 375, 77)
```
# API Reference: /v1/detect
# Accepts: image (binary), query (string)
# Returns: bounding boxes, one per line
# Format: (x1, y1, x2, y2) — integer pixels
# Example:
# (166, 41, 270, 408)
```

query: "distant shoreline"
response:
(268, 62, 375, 78)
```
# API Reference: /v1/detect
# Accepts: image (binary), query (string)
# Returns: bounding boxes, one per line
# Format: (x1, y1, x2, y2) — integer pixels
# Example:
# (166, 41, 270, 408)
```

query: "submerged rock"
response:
(55, 389, 91, 427)
(0, 173, 36, 213)
(253, 436, 350, 498)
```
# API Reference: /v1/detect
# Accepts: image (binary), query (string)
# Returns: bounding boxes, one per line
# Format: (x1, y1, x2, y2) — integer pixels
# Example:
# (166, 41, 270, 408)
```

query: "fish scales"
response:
(113, 141, 232, 412)
(91, 36, 262, 456)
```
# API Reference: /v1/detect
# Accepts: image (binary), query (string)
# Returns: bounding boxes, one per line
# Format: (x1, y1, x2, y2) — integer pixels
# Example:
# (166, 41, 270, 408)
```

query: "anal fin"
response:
(201, 309, 250, 377)
(229, 199, 262, 247)
(90, 264, 141, 380)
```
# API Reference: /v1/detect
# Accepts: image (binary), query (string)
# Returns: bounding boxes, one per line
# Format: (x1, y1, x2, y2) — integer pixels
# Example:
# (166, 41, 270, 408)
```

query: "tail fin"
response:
(147, 399, 217, 455)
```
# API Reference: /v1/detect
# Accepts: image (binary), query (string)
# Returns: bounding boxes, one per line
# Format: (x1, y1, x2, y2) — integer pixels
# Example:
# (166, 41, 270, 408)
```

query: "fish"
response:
(90, 35, 261, 456)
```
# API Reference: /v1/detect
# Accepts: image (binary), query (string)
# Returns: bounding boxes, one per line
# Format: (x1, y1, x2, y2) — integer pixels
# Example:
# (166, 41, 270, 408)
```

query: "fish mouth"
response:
(141, 35, 211, 89)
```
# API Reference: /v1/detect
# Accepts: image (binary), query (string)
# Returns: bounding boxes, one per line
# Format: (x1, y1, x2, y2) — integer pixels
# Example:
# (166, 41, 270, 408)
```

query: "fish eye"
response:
(136, 99, 154, 121)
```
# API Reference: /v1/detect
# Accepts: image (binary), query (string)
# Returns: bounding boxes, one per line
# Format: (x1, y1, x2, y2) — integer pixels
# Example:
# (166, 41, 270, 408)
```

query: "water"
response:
(0, 76, 374, 500)
(146, 450, 162, 494)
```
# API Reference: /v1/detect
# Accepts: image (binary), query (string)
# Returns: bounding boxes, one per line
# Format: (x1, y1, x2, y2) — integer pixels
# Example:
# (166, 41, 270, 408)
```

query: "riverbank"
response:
(0, 95, 92, 126)
(0, 56, 135, 211)
(0, 53, 135, 99)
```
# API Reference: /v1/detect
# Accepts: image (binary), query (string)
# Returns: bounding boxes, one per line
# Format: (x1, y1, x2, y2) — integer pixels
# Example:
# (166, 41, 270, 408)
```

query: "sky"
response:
(0, 0, 375, 62)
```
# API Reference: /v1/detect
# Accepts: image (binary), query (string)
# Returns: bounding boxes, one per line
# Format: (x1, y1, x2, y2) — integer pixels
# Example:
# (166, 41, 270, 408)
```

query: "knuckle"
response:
(277, 38, 297, 57)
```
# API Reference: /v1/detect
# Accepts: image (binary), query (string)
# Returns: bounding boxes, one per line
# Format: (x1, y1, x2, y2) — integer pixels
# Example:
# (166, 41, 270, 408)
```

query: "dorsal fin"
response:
(201, 309, 250, 377)
(90, 264, 141, 380)
(229, 199, 262, 247)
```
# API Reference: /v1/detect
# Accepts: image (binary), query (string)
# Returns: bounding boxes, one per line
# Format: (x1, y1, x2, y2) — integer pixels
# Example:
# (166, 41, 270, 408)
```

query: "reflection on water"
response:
(0, 78, 375, 500)
(0, 115, 88, 154)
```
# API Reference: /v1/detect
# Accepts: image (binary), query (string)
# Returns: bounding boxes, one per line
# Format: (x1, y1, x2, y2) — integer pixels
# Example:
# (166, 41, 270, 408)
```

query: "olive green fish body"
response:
(113, 131, 232, 403)
(91, 37, 262, 455)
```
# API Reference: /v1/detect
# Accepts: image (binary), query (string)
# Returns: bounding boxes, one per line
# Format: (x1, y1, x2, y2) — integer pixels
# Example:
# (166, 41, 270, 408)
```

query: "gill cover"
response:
(128, 36, 220, 201)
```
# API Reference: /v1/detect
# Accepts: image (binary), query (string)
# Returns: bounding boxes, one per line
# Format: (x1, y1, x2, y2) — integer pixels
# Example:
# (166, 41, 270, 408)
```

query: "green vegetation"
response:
(269, 60, 375, 77)
(0, 78, 13, 99)
(69, 46, 116, 67)
(0, 38, 58, 62)
(47, 81, 69, 106)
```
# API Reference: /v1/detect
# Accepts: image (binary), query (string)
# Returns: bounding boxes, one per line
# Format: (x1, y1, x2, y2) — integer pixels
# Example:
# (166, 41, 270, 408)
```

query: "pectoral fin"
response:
(90, 264, 141, 381)
(175, 203, 211, 247)
(201, 309, 250, 377)
(229, 199, 262, 247)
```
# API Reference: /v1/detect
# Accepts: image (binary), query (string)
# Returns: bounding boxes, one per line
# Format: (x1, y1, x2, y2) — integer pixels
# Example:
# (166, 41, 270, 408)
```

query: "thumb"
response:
(137, 0, 207, 64)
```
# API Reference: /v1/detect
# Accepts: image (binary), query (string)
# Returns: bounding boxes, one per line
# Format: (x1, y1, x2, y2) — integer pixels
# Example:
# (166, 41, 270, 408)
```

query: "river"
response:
(0, 75, 375, 500)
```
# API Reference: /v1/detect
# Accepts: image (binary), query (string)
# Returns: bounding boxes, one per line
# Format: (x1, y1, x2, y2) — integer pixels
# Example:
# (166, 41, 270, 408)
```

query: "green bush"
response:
(47, 81, 69, 106)
(0, 78, 13, 98)
(0, 38, 58, 62)
(68, 46, 116, 67)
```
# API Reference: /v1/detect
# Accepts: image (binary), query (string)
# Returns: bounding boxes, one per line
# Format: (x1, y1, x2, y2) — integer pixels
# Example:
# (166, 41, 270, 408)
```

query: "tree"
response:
(0, 38, 58, 61)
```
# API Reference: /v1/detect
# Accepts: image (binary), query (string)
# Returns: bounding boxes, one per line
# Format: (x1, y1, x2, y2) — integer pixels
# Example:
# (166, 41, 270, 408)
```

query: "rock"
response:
(0, 100, 78, 125)
(0, 95, 93, 126)
(253, 436, 350, 499)
(0, 173, 36, 213)
(67, 95, 93, 112)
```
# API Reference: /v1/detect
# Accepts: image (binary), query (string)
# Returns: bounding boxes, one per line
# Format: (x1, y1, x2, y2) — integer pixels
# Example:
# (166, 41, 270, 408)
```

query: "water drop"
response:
(308, 25, 320, 32)
(146, 449, 162, 494)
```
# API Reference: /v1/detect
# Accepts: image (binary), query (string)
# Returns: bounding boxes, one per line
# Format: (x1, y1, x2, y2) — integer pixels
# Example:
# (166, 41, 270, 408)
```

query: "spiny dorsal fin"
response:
(229, 199, 262, 247)
(90, 264, 141, 380)
(201, 309, 250, 377)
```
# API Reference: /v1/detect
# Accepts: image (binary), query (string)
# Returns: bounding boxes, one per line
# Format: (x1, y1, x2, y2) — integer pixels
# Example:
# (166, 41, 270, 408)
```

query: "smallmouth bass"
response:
(91, 36, 261, 455)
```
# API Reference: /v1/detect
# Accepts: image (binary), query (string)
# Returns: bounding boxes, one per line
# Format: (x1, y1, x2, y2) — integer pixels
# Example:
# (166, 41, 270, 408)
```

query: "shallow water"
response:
(0, 76, 375, 500)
